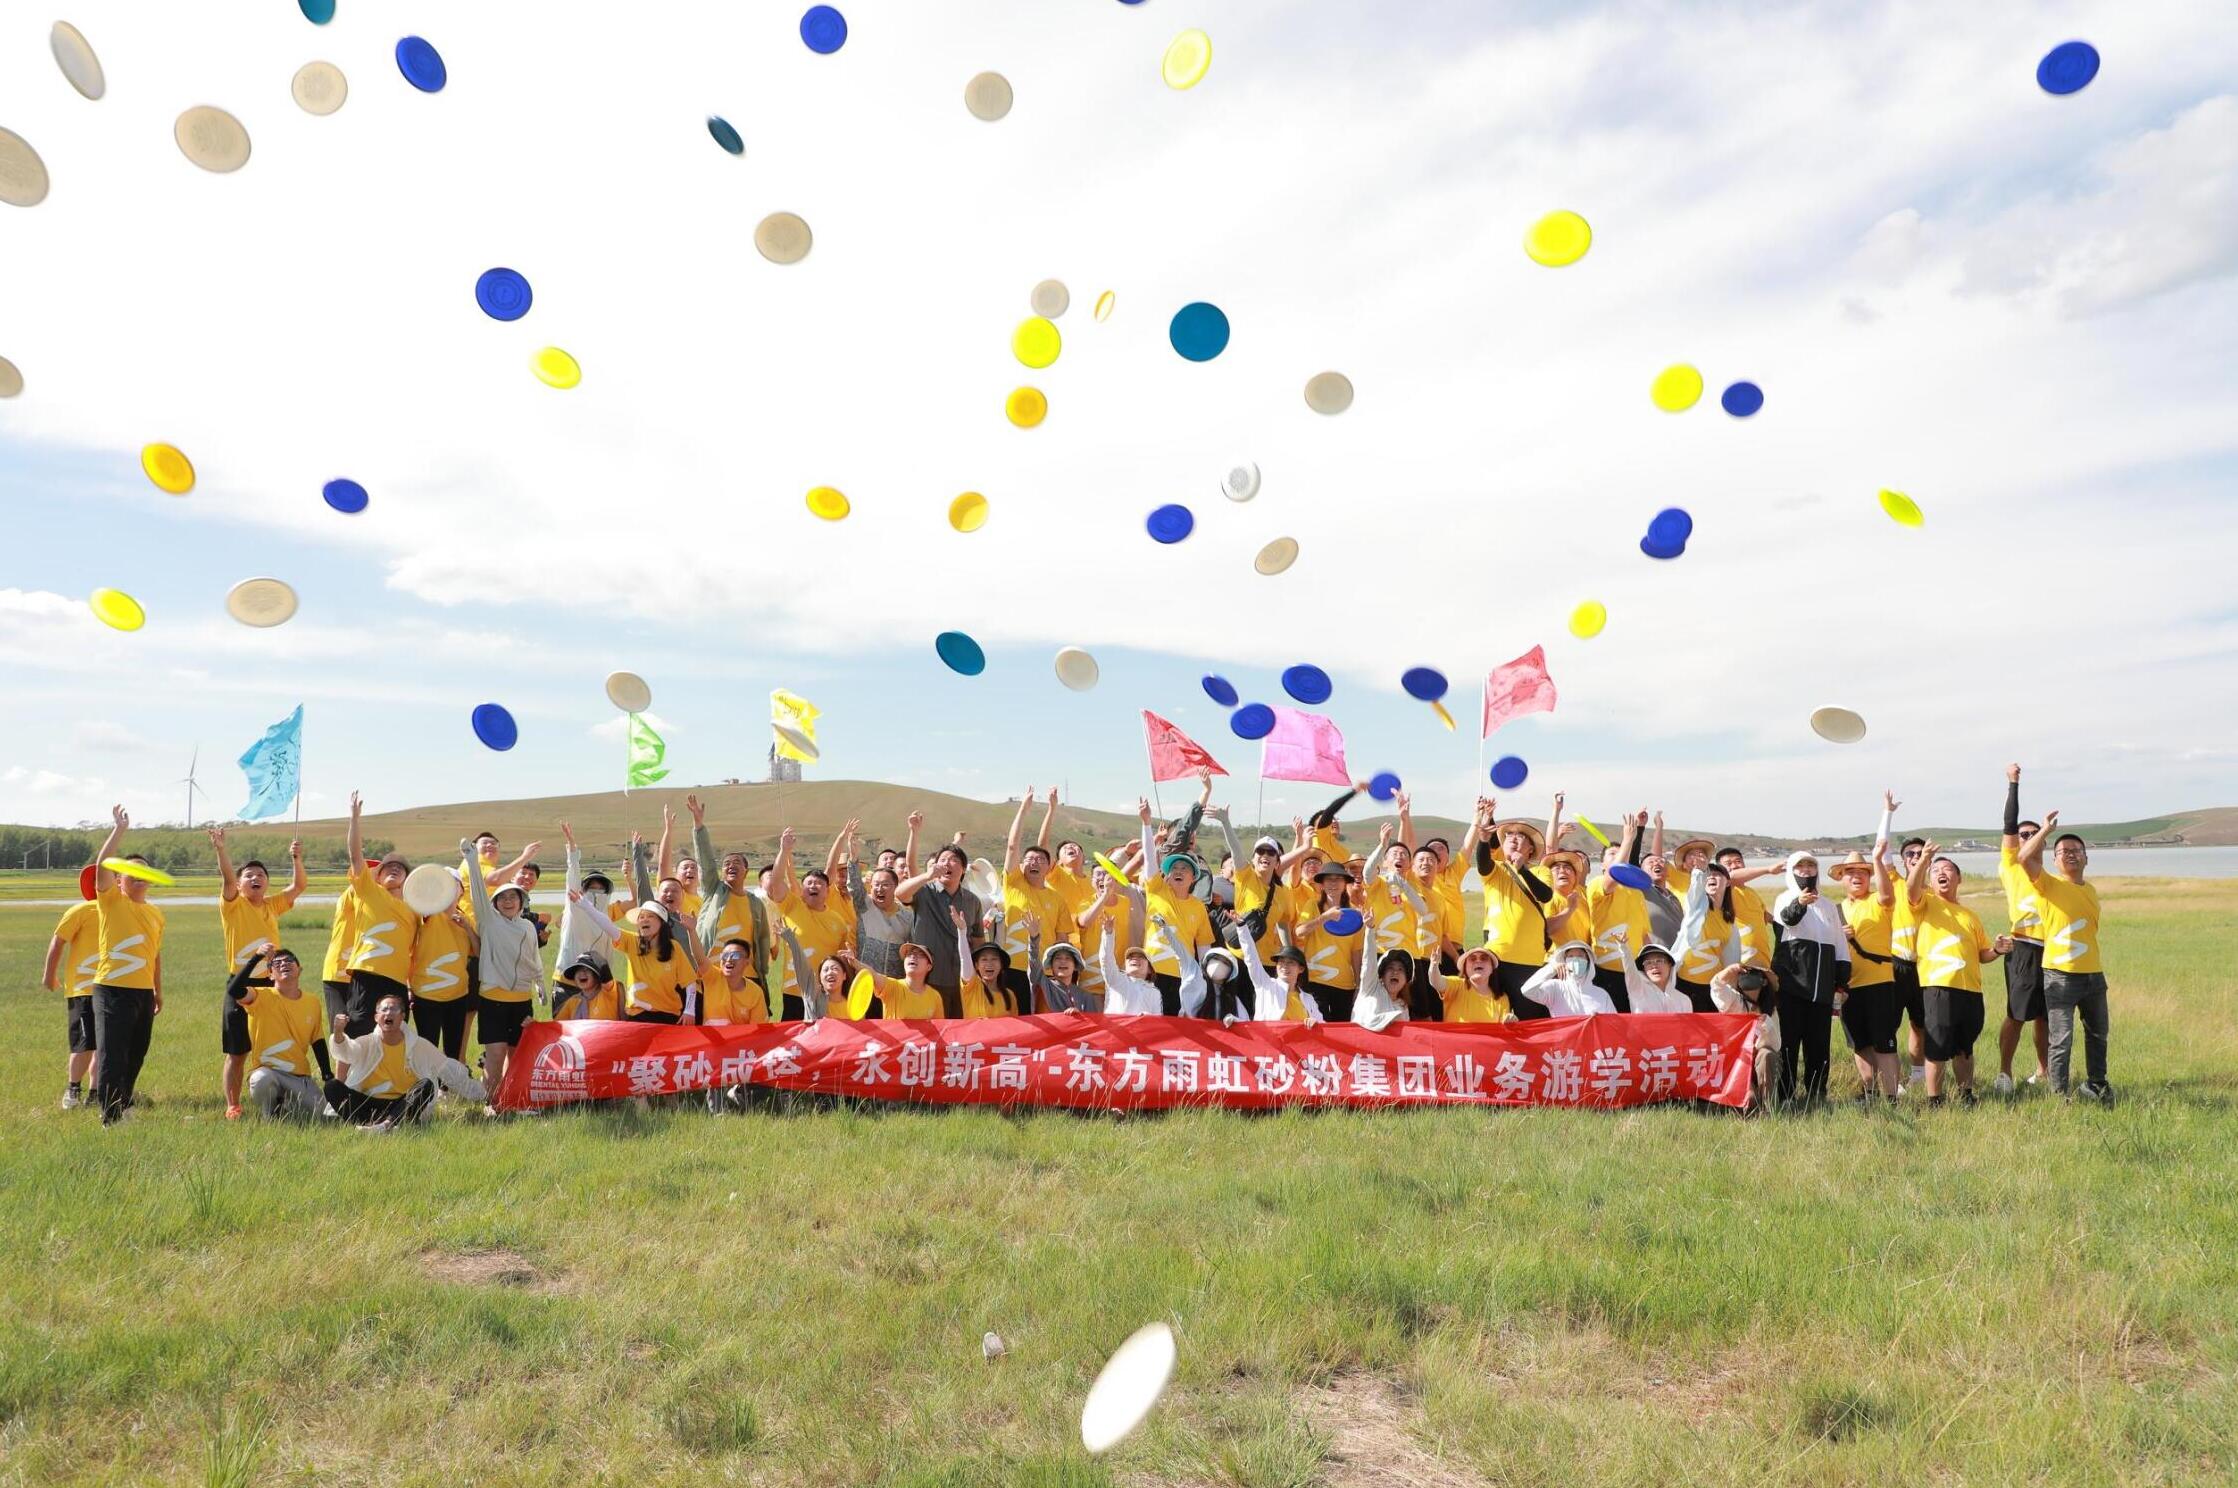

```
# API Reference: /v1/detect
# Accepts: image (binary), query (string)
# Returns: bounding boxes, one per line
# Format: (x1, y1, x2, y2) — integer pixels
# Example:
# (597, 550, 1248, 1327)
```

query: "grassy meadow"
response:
(2, 879, 2234, 1487)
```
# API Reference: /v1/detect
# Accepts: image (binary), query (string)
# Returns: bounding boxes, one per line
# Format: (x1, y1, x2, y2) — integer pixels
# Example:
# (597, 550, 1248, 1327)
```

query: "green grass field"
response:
(4, 882, 2235, 1487)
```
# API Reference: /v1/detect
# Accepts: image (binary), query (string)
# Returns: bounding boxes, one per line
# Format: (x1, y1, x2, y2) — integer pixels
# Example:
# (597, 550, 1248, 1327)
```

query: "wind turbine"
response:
(179, 746, 209, 829)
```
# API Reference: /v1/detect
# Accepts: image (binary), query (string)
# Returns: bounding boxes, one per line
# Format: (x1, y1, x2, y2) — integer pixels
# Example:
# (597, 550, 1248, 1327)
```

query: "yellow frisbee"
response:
(806, 485, 850, 521)
(1429, 699, 1455, 731)
(1006, 386, 1047, 428)
(1524, 209, 1592, 267)
(846, 969, 879, 1021)
(1012, 316, 1061, 369)
(531, 347, 581, 389)
(1575, 815, 1611, 848)
(1161, 29, 1213, 90)
(89, 588, 144, 631)
(1878, 488, 1923, 528)
(1568, 599, 1607, 638)
(1650, 363, 1702, 412)
(1094, 290, 1115, 322)
(1093, 852, 1133, 885)
(102, 856, 176, 887)
(141, 443, 195, 494)
(948, 491, 989, 532)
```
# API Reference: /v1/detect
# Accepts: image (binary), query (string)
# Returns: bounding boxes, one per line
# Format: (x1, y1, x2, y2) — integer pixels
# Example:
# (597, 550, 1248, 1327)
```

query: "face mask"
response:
(1795, 873, 1818, 893)
(1566, 955, 1592, 981)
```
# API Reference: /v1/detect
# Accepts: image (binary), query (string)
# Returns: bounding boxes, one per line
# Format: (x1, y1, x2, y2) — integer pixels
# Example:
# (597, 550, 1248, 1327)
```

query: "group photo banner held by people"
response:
(498, 1011, 1760, 1112)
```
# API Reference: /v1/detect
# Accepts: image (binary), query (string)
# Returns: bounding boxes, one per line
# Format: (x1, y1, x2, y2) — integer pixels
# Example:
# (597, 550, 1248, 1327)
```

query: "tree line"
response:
(0, 826, 393, 874)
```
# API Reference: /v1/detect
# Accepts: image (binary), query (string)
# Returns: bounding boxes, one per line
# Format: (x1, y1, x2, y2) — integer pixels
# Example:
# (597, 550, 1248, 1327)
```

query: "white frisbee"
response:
(0, 127, 52, 207)
(292, 61, 349, 116)
(774, 721, 819, 760)
(1030, 278, 1070, 318)
(964, 71, 1013, 122)
(754, 211, 812, 265)
(964, 857, 1001, 907)
(1254, 536, 1299, 575)
(175, 106, 251, 173)
(402, 863, 461, 917)
(1809, 706, 1867, 744)
(1304, 370, 1354, 415)
(1221, 461, 1260, 502)
(604, 670, 653, 713)
(0, 356, 21, 398)
(1053, 645, 1099, 691)
(1081, 1321, 1176, 1454)
(51, 22, 106, 101)
(225, 577, 299, 628)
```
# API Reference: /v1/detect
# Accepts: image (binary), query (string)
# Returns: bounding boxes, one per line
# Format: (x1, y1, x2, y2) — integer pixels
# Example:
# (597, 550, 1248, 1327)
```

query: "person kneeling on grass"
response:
(227, 944, 332, 1119)
(1708, 961, 1781, 1110)
(325, 993, 487, 1130)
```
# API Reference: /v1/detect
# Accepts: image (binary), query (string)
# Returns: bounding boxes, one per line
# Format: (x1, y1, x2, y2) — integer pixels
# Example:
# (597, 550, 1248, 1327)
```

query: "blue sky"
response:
(3, 0, 2235, 835)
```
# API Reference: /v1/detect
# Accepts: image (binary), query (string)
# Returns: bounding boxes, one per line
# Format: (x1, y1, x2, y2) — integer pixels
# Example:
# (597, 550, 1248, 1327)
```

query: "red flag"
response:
(1482, 645, 1558, 738)
(1141, 710, 1227, 782)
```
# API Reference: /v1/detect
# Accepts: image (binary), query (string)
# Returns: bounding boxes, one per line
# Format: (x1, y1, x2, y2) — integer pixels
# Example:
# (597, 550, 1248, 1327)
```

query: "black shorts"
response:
(1592, 966, 1631, 1014)
(1893, 958, 1924, 1028)
(2004, 938, 2045, 1022)
(413, 996, 473, 1060)
(623, 1008, 680, 1026)
(221, 996, 252, 1056)
(1676, 977, 1717, 1015)
(998, 966, 1033, 1015)
(67, 996, 97, 1053)
(476, 998, 535, 1047)
(345, 970, 408, 1037)
(466, 955, 482, 1001)
(1495, 958, 1549, 1020)
(1839, 983, 1898, 1054)
(1922, 987, 1986, 1063)
(321, 979, 351, 1024)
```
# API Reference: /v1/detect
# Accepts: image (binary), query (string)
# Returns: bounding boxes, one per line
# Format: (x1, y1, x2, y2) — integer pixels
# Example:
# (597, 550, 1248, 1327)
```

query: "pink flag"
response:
(1141, 710, 1227, 783)
(1482, 645, 1558, 738)
(1260, 707, 1351, 786)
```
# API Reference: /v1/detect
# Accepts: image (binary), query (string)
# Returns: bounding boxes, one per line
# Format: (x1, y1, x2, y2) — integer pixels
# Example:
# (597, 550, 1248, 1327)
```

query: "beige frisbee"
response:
(225, 577, 299, 628)
(0, 127, 52, 207)
(754, 211, 812, 264)
(1303, 371, 1354, 415)
(176, 106, 252, 173)
(604, 671, 653, 713)
(1081, 1321, 1177, 1454)
(0, 356, 22, 399)
(1053, 646, 1100, 692)
(51, 22, 107, 101)
(292, 61, 349, 116)
(1254, 536, 1299, 575)
(964, 71, 1013, 122)
(1030, 278, 1070, 318)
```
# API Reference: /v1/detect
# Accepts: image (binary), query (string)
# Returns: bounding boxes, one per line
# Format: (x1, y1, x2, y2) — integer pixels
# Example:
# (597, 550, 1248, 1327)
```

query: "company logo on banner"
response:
(497, 1013, 1759, 1112)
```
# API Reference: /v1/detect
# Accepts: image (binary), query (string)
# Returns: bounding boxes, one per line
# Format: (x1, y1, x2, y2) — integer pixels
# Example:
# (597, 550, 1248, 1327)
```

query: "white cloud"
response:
(71, 720, 149, 754)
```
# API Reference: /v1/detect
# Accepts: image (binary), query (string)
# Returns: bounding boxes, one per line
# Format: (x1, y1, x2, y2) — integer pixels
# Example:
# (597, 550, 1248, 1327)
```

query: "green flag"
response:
(625, 713, 669, 790)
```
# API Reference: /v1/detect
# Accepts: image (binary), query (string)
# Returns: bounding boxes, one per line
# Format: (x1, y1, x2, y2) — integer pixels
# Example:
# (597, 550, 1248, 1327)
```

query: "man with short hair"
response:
(326, 992, 487, 1129)
(1906, 842, 2012, 1105)
(42, 894, 104, 1108)
(770, 826, 855, 1020)
(1889, 834, 1932, 1087)
(227, 944, 331, 1119)
(2016, 813, 2112, 1103)
(1000, 789, 1071, 1011)
(88, 806, 165, 1126)
(896, 841, 983, 1017)
(1993, 763, 2051, 1093)
(686, 795, 773, 1015)
(340, 793, 415, 1039)
(211, 825, 306, 1119)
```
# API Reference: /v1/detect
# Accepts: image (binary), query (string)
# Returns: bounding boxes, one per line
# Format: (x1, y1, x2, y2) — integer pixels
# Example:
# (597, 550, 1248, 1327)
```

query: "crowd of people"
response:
(43, 764, 2113, 1127)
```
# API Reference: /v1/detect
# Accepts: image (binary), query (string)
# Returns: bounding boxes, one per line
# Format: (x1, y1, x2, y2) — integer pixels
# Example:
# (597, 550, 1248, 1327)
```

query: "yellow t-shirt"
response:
(1998, 846, 2044, 943)
(350, 1036, 416, 1097)
(1891, 877, 1925, 961)
(241, 987, 322, 1076)
(410, 912, 475, 1003)
(1047, 863, 1097, 922)
(778, 892, 854, 1002)
(1586, 876, 1649, 971)
(678, 889, 705, 919)
(322, 889, 360, 985)
(1419, 871, 1464, 954)
(1840, 892, 1895, 989)
(1480, 860, 1550, 968)
(1914, 895, 1992, 993)
(959, 973, 1020, 1018)
(1295, 911, 1362, 991)
(2027, 872, 2102, 975)
(617, 928, 696, 1016)
(1143, 881, 1213, 976)
(53, 902, 103, 998)
(701, 977, 771, 1026)
(1729, 885, 1772, 969)
(866, 972, 944, 1019)
(1001, 869, 1069, 962)
(93, 887, 165, 991)
(1078, 899, 1135, 1000)
(1441, 974, 1510, 1024)
(1545, 886, 1592, 954)
(220, 890, 298, 974)
(1428, 856, 1468, 951)
(1363, 879, 1429, 960)
(1676, 898, 1736, 984)
(344, 868, 417, 984)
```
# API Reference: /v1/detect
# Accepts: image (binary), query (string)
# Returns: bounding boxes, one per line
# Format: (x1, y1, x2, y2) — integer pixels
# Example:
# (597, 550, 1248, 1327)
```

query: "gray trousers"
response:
(2043, 969, 2109, 1092)
(248, 1067, 326, 1118)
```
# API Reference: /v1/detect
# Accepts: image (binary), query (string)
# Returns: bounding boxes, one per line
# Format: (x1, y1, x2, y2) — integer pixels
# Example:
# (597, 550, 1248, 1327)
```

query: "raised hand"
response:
(778, 827, 797, 851)
(1137, 797, 1153, 825)
(685, 794, 705, 823)
(2006, 763, 2021, 784)
(906, 809, 924, 830)
(288, 837, 302, 859)
(950, 907, 967, 931)
(206, 824, 225, 847)
(1884, 789, 1900, 813)
(560, 820, 576, 846)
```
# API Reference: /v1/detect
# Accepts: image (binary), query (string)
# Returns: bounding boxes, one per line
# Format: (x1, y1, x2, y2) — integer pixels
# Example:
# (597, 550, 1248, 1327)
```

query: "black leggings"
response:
(92, 984, 156, 1124)
(1592, 966, 1632, 1014)
(324, 1076, 436, 1125)
(413, 997, 472, 1061)
(1494, 959, 1549, 1020)
(1301, 980, 1352, 1023)
(1150, 971, 1184, 1017)
(1777, 997, 1833, 1103)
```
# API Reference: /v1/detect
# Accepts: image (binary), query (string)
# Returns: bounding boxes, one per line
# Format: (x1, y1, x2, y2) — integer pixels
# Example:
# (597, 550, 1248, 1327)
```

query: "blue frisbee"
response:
(1720, 381, 1763, 418)
(1400, 665, 1447, 702)
(1202, 674, 1239, 708)
(707, 116, 744, 155)
(1368, 771, 1402, 802)
(1608, 863, 1653, 891)
(322, 478, 369, 514)
(2036, 40, 2099, 96)
(1647, 506, 1693, 546)
(471, 703, 518, 752)
(299, 0, 336, 23)
(1168, 301, 1230, 362)
(1230, 703, 1275, 740)
(801, 5, 848, 53)
(1324, 908, 1364, 936)
(395, 36, 447, 93)
(1146, 503, 1195, 544)
(935, 630, 986, 676)
(1640, 535, 1687, 561)
(1281, 664, 1332, 705)
(474, 268, 533, 322)
(1490, 755, 1529, 790)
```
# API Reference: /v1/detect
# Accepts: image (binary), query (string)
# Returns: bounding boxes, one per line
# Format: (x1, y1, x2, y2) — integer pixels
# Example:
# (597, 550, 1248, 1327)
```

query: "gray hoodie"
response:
(463, 841, 543, 999)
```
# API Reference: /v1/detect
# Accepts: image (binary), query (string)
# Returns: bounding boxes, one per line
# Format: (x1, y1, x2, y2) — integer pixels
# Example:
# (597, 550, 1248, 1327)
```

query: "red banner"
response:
(497, 1013, 1758, 1112)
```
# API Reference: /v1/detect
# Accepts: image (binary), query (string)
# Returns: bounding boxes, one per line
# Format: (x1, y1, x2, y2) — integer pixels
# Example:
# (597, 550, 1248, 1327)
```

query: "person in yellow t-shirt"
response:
(2016, 811, 2111, 1102)
(555, 953, 619, 1021)
(320, 883, 361, 1030)
(1583, 811, 1650, 1011)
(769, 826, 855, 1020)
(1428, 946, 1510, 1023)
(1136, 799, 1214, 1016)
(1712, 848, 1779, 971)
(836, 943, 945, 1019)
(702, 938, 775, 1027)
(325, 991, 486, 1128)
(582, 901, 702, 1023)
(1075, 865, 1138, 1004)
(1470, 796, 1556, 1015)
(1294, 860, 1364, 1022)
(1831, 830, 1899, 1101)
(1905, 843, 2012, 1104)
(227, 945, 330, 1119)
(211, 826, 307, 1119)
(1993, 764, 2051, 1093)
(341, 792, 416, 1039)
(953, 909, 1022, 1018)
(42, 898, 104, 1108)
(410, 888, 479, 1060)
(1000, 790, 1072, 1011)
(1889, 834, 1932, 1085)
(88, 806, 166, 1126)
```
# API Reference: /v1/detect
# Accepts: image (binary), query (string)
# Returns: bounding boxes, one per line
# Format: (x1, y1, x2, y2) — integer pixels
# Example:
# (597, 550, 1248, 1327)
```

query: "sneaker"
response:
(355, 1118, 396, 1133)
(1959, 1088, 1979, 1107)
(2026, 1071, 2044, 1087)
(2077, 1081, 2114, 1107)
(60, 1088, 83, 1110)
(1894, 1083, 1907, 1098)
(225, 1104, 243, 1121)
(1993, 1073, 2015, 1096)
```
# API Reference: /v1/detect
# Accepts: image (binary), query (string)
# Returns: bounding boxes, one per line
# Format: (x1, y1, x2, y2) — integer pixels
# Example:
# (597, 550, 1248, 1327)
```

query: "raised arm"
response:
(903, 809, 923, 878)
(460, 837, 497, 925)
(2017, 810, 2059, 874)
(1396, 791, 1417, 854)
(2001, 763, 2023, 855)
(1545, 792, 1565, 853)
(628, 833, 655, 908)
(562, 822, 582, 894)
(1458, 796, 1492, 868)
(1906, 840, 1937, 901)
(210, 826, 237, 903)
(1872, 791, 1895, 904)
(286, 836, 307, 901)
(684, 797, 729, 924)
(656, 804, 676, 879)
(1036, 788, 1059, 853)
(1210, 805, 1247, 881)
(826, 819, 855, 884)
(1616, 810, 1643, 867)
(1003, 788, 1035, 879)
(1650, 810, 1665, 863)
(768, 827, 798, 904)
(342, 795, 363, 882)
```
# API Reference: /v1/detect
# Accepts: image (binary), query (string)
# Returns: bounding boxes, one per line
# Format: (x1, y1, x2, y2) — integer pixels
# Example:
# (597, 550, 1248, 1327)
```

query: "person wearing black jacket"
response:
(1772, 851, 1852, 1105)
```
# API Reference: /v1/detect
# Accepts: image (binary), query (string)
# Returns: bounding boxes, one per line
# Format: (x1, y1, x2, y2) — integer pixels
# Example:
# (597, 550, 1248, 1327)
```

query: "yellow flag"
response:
(770, 688, 820, 763)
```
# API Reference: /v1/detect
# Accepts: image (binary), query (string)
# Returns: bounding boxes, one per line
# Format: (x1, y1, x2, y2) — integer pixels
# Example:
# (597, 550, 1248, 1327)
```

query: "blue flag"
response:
(236, 706, 304, 820)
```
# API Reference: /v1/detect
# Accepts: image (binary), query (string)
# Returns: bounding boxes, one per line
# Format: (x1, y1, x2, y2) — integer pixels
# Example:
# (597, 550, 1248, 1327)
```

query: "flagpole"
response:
(1142, 726, 1165, 821)
(1473, 677, 1487, 812)
(293, 709, 303, 825)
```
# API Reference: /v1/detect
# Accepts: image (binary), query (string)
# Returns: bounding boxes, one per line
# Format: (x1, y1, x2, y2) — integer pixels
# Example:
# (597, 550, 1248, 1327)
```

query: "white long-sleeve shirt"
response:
(329, 1027, 486, 1100)
(1096, 923, 1163, 1016)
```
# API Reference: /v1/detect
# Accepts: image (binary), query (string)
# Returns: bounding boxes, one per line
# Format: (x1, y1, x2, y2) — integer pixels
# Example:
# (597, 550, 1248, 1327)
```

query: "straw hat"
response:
(1672, 837, 1714, 863)
(1497, 820, 1545, 858)
(1542, 849, 1588, 877)
(1827, 851, 1875, 880)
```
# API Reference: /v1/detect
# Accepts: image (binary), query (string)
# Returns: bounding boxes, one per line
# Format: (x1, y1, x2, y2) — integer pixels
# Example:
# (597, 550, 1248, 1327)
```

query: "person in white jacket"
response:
(1229, 925, 1318, 1024)
(1096, 921, 1164, 1016)
(1771, 849, 1851, 1106)
(1522, 940, 1618, 1018)
(325, 991, 487, 1128)
(553, 822, 617, 1001)
(1352, 912, 1411, 1032)
(1624, 944, 1695, 1015)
